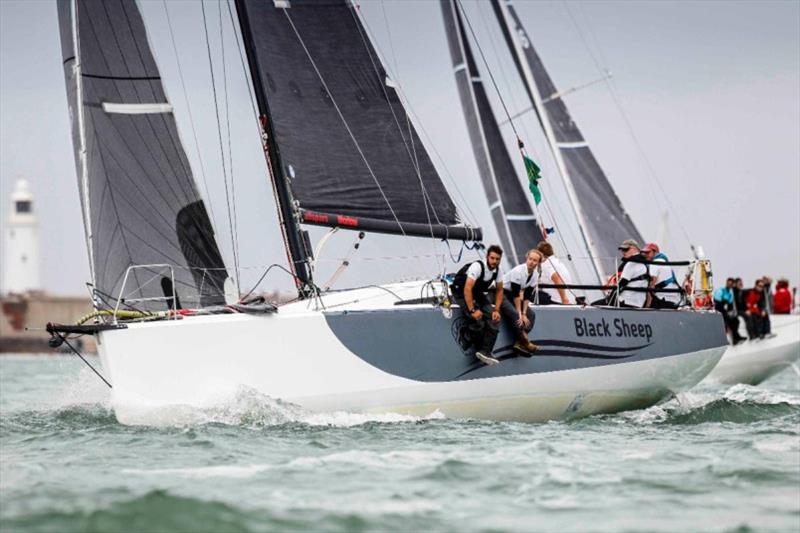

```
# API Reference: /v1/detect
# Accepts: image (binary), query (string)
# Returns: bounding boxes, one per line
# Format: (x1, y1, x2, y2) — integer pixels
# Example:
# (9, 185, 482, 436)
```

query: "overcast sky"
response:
(1, 0, 798, 296)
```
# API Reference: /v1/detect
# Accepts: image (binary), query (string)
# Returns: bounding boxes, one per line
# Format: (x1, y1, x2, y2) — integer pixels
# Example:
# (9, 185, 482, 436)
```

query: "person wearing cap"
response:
(642, 243, 683, 309)
(593, 240, 641, 306)
(617, 240, 650, 308)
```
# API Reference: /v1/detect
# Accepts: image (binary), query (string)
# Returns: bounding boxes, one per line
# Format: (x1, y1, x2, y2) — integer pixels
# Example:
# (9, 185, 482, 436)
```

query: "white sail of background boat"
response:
(50, 0, 727, 425)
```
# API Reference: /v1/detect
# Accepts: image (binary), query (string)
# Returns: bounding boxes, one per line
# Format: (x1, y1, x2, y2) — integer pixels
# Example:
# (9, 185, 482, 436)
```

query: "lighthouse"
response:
(2, 179, 40, 295)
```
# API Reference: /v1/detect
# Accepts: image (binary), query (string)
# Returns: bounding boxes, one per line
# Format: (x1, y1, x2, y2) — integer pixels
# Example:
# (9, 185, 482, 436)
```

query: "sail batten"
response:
(236, 0, 480, 243)
(58, 0, 228, 310)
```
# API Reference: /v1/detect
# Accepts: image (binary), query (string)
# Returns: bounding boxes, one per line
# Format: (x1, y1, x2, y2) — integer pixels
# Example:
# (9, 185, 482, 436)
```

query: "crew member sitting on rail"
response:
(617, 243, 650, 308)
(451, 245, 505, 366)
(500, 249, 542, 355)
(536, 241, 575, 305)
(593, 239, 641, 306)
(642, 243, 682, 309)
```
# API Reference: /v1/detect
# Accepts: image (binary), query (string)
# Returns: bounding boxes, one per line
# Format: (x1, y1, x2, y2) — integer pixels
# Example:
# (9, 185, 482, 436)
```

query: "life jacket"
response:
(451, 260, 498, 298)
(619, 255, 650, 294)
(652, 252, 679, 290)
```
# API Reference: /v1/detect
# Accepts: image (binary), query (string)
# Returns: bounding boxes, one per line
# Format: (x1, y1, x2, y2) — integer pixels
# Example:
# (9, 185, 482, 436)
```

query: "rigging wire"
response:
(562, 1, 695, 252)
(456, 0, 579, 269)
(161, 0, 219, 236)
(351, 3, 443, 273)
(218, 1, 241, 285)
(472, 0, 580, 261)
(282, 8, 425, 272)
(371, 3, 481, 229)
(224, 0, 298, 291)
(455, 0, 522, 143)
(200, 0, 241, 291)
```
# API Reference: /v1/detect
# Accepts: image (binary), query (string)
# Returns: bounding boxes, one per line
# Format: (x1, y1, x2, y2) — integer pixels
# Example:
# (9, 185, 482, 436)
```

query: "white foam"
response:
(122, 464, 273, 479)
(753, 438, 799, 454)
(113, 387, 445, 428)
(723, 383, 800, 405)
(288, 449, 445, 470)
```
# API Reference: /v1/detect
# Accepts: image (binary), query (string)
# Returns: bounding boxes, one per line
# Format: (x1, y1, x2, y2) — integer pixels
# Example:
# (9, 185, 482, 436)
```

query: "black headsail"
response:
(58, 0, 228, 310)
(234, 0, 481, 292)
(440, 0, 544, 267)
(491, 0, 644, 280)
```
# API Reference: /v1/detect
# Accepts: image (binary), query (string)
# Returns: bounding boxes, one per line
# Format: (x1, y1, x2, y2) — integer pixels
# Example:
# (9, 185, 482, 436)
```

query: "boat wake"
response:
(614, 383, 800, 425)
(113, 387, 445, 429)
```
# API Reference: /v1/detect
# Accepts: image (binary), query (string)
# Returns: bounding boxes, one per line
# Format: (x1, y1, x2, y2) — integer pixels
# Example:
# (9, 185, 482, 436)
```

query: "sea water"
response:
(1, 355, 798, 532)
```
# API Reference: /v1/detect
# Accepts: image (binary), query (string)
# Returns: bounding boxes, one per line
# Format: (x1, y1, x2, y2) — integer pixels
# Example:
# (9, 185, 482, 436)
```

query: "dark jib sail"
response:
(58, 0, 228, 310)
(491, 0, 644, 278)
(441, 0, 544, 266)
(235, 0, 480, 242)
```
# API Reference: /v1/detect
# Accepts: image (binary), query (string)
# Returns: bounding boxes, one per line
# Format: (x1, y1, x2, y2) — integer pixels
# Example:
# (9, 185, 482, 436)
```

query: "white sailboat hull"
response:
(95, 282, 727, 425)
(705, 314, 800, 386)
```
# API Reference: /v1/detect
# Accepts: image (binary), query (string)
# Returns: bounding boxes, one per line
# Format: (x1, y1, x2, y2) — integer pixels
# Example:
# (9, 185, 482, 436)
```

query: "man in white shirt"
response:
(500, 250, 543, 354)
(642, 243, 682, 309)
(618, 246, 651, 308)
(536, 241, 576, 305)
(451, 245, 505, 365)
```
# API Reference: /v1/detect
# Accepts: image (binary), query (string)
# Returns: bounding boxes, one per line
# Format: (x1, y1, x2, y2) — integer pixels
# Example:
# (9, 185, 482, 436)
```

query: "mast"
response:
(234, 0, 314, 298)
(67, 0, 95, 287)
(491, 0, 605, 283)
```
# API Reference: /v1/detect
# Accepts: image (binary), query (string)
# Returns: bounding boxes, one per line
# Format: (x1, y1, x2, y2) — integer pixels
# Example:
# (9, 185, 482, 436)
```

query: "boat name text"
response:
(574, 317, 652, 342)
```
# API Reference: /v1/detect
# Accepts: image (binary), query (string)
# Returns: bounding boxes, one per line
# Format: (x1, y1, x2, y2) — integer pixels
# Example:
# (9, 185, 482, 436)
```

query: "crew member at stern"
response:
(451, 245, 505, 366)
(500, 249, 542, 355)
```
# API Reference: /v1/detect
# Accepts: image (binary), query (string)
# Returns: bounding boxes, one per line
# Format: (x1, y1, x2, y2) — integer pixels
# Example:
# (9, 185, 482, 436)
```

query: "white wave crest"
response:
(113, 386, 445, 428)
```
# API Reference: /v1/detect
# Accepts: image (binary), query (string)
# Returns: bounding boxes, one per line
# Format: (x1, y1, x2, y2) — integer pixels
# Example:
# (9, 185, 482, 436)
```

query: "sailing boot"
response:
(475, 324, 500, 365)
(513, 330, 539, 356)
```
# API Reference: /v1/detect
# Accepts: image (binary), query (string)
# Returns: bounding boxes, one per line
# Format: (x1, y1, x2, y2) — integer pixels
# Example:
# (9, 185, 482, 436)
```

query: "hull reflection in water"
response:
(96, 281, 727, 425)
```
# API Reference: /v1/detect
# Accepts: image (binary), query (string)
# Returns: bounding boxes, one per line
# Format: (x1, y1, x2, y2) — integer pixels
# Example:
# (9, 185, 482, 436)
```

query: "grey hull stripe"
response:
(324, 306, 726, 383)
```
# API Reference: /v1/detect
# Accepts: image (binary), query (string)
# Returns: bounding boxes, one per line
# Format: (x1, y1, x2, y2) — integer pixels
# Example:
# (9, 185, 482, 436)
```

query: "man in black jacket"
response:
(451, 245, 504, 365)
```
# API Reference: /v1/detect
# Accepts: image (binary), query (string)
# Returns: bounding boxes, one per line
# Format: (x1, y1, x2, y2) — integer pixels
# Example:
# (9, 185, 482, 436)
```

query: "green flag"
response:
(524, 155, 542, 205)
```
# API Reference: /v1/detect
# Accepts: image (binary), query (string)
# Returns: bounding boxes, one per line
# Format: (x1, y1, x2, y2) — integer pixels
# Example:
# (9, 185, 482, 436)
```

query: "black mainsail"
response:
(58, 0, 228, 309)
(234, 0, 480, 270)
(440, 0, 544, 266)
(491, 0, 644, 280)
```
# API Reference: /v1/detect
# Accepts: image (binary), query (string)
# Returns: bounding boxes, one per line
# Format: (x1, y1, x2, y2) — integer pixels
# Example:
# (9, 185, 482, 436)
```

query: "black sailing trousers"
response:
(454, 293, 499, 354)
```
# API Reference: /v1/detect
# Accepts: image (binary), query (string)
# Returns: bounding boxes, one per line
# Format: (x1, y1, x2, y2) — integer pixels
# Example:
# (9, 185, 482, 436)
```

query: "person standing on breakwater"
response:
(451, 245, 505, 366)
(500, 249, 542, 355)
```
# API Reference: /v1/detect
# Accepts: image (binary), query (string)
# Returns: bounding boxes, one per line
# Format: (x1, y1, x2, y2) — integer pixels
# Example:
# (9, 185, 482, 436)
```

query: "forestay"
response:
(236, 0, 480, 241)
(441, 0, 544, 266)
(57, 0, 228, 310)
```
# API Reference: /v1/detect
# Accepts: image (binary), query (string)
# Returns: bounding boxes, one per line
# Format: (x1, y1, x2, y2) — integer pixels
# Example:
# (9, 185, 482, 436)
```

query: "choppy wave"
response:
(611, 383, 800, 426)
(1, 490, 278, 533)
